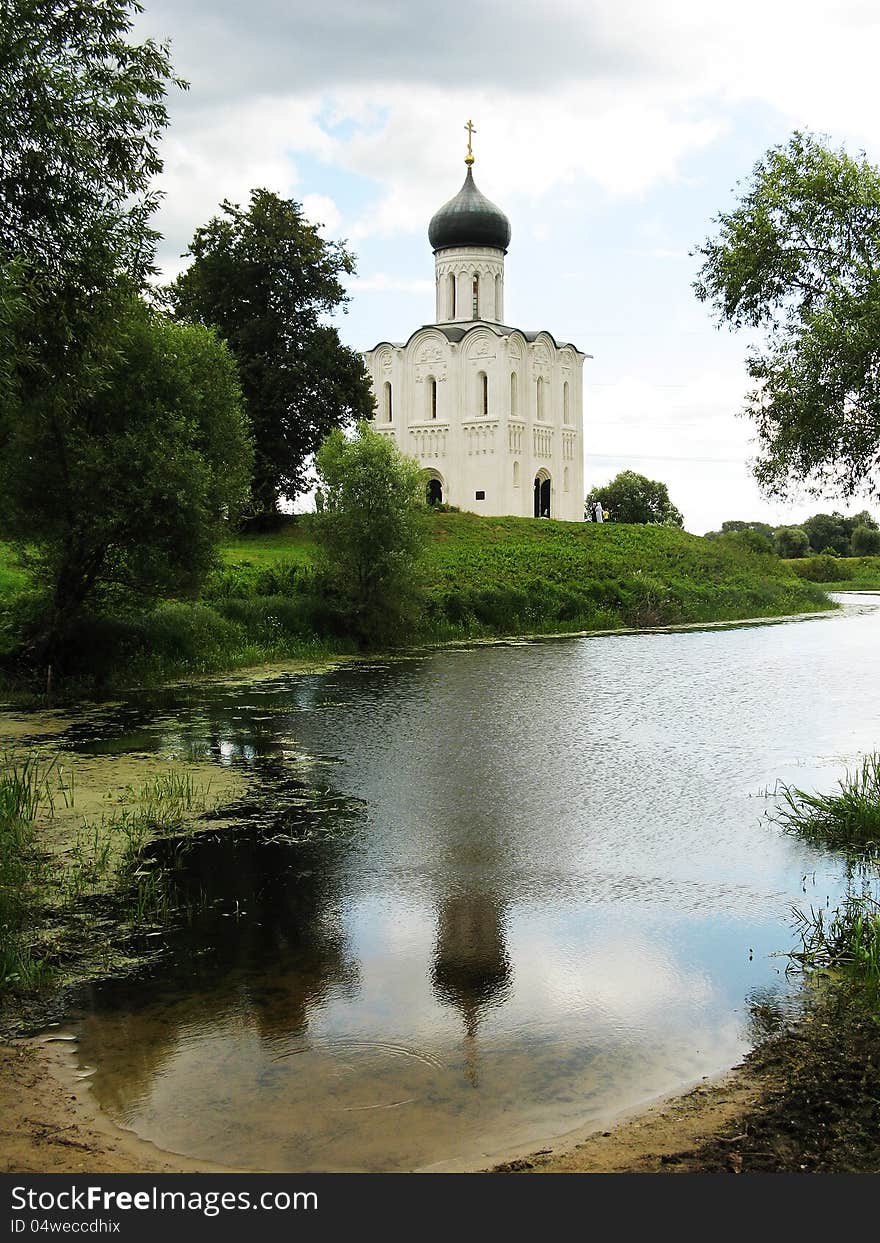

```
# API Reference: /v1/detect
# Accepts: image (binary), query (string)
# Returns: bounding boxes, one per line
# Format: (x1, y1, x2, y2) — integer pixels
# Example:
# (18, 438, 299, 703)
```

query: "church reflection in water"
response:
(432, 891, 511, 1086)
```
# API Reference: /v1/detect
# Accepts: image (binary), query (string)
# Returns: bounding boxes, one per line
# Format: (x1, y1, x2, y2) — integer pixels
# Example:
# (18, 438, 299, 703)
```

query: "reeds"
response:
(776, 753, 880, 985)
(773, 754, 880, 851)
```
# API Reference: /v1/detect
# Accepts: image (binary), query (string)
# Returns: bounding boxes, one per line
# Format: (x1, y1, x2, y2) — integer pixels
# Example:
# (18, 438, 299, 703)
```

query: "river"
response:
(9, 594, 880, 1171)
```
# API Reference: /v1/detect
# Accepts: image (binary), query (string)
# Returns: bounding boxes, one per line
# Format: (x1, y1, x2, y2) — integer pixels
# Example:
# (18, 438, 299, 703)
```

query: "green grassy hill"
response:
(211, 511, 827, 636)
(0, 514, 829, 695)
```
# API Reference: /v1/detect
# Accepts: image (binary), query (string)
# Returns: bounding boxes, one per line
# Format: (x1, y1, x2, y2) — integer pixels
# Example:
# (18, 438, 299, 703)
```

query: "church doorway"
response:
(533, 473, 551, 518)
(426, 477, 444, 507)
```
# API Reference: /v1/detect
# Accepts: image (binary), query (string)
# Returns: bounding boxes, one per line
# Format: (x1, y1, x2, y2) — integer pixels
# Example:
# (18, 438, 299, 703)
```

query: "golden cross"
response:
(464, 118, 476, 165)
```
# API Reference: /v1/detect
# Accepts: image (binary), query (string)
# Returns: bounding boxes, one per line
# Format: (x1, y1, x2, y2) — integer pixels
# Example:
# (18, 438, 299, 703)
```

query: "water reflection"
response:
(14, 598, 880, 1170)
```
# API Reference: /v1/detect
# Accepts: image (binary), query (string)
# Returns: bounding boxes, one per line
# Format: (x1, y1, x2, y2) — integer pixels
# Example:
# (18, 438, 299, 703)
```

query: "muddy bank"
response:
(498, 982, 880, 1174)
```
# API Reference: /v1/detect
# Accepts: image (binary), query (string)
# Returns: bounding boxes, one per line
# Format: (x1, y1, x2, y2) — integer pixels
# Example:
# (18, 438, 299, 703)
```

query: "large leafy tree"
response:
(694, 131, 880, 500)
(586, 471, 684, 527)
(315, 423, 426, 646)
(168, 190, 375, 516)
(0, 297, 252, 644)
(0, 0, 184, 368)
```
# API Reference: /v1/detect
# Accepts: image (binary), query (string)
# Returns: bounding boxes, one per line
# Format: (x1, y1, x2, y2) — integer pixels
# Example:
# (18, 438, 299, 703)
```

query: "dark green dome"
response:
(428, 167, 511, 253)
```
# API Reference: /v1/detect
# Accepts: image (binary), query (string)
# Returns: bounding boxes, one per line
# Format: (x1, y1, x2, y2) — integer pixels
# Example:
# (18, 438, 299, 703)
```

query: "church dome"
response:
(428, 167, 511, 253)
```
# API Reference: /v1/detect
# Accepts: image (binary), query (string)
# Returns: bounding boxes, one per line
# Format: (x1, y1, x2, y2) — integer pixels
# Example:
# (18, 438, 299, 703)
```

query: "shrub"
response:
(775, 526, 810, 558)
(851, 525, 880, 556)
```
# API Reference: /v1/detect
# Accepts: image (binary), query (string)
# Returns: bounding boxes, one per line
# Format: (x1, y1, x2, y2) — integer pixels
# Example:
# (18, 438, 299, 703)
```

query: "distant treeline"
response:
(704, 511, 880, 559)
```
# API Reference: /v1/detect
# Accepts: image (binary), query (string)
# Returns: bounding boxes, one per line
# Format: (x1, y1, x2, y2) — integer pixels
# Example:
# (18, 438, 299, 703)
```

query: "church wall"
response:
(364, 327, 585, 522)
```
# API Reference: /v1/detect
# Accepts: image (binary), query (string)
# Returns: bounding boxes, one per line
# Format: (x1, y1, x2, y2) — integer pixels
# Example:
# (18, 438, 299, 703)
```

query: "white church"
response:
(363, 125, 587, 521)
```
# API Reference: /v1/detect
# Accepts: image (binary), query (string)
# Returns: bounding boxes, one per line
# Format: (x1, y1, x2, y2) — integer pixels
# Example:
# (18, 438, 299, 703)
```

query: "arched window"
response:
(478, 371, 488, 416)
(563, 380, 570, 425)
(536, 376, 545, 421)
(510, 371, 518, 416)
(513, 460, 520, 487)
(448, 272, 456, 319)
(472, 273, 480, 319)
(564, 466, 570, 492)
(383, 381, 392, 423)
(495, 273, 502, 320)
(428, 376, 437, 420)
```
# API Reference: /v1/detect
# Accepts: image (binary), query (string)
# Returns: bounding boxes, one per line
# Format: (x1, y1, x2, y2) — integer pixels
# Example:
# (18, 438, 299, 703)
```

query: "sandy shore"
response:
(0, 1034, 773, 1175)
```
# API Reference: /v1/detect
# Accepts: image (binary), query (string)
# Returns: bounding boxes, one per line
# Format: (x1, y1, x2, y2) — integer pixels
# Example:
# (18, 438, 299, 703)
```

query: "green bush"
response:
(851, 525, 880, 556)
(791, 555, 853, 582)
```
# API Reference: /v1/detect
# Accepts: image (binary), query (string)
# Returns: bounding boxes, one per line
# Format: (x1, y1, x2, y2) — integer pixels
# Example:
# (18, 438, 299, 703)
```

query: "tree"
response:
(0, 297, 252, 647)
(314, 423, 426, 645)
(851, 525, 880, 556)
(694, 131, 880, 500)
(168, 190, 375, 517)
(774, 527, 810, 559)
(0, 0, 184, 394)
(586, 471, 684, 526)
(802, 512, 850, 557)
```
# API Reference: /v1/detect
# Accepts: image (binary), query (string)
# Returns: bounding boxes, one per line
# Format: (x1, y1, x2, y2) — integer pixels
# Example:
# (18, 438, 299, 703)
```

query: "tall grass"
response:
(0, 753, 55, 989)
(1, 757, 221, 997)
(773, 754, 880, 851)
(776, 754, 880, 987)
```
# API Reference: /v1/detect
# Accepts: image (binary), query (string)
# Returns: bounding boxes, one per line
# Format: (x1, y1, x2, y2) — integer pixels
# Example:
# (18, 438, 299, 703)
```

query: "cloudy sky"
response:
(135, 0, 880, 533)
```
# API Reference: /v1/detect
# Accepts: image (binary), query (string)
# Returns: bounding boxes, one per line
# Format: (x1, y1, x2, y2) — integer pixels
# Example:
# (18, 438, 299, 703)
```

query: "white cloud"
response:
(301, 193, 342, 236)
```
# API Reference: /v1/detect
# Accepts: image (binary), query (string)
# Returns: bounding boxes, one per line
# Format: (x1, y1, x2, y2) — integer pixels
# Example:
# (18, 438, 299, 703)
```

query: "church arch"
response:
(533, 469, 551, 518)
(383, 381, 393, 423)
(422, 469, 445, 508)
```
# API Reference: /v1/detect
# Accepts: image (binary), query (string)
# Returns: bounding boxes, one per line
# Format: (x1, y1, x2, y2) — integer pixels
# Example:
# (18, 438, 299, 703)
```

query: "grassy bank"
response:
(0, 748, 235, 1008)
(788, 553, 880, 590)
(1, 513, 828, 698)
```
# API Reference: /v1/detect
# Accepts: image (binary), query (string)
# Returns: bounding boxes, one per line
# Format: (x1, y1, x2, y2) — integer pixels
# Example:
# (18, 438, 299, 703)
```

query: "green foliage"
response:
(315, 423, 427, 645)
(0, 297, 253, 653)
(803, 512, 851, 556)
(586, 470, 684, 527)
(0, 752, 53, 989)
(851, 525, 880, 556)
(718, 528, 775, 556)
(790, 554, 852, 583)
(168, 189, 374, 514)
(774, 754, 880, 852)
(775, 526, 810, 558)
(1, 0, 184, 492)
(695, 131, 880, 498)
(776, 755, 880, 989)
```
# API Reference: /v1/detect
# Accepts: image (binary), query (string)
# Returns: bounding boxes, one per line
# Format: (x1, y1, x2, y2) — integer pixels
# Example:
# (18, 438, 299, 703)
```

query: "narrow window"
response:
(383, 381, 392, 422)
(495, 273, 502, 320)
(478, 371, 488, 416)
(513, 460, 520, 487)
(428, 376, 437, 420)
(448, 272, 456, 319)
(564, 466, 570, 492)
(472, 273, 479, 319)
(563, 380, 570, 425)
(536, 376, 545, 421)
(510, 371, 517, 417)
